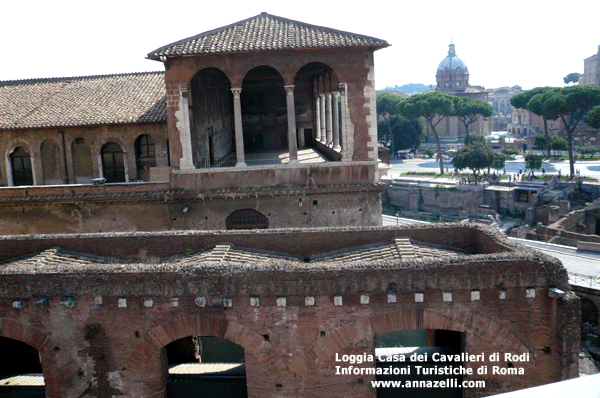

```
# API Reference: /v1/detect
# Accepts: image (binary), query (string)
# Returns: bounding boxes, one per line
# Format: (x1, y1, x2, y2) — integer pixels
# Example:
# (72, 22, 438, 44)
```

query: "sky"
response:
(2, 0, 599, 91)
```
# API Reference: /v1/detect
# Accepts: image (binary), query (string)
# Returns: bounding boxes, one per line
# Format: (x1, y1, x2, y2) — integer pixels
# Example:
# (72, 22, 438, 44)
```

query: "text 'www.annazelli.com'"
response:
(370, 379, 486, 389)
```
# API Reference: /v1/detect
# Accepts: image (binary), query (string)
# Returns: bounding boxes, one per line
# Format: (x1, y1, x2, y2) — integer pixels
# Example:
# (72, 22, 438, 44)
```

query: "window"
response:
(135, 134, 155, 159)
(10, 146, 33, 186)
(226, 209, 268, 230)
(101, 142, 125, 183)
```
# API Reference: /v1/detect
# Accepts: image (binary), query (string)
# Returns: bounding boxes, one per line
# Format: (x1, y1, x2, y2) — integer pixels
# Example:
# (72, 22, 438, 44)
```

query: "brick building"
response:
(0, 225, 580, 397)
(582, 45, 600, 87)
(0, 13, 388, 233)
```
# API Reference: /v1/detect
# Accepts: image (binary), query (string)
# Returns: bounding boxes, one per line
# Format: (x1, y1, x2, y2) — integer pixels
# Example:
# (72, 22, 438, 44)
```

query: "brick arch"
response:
(302, 308, 533, 367)
(126, 313, 278, 377)
(0, 317, 74, 398)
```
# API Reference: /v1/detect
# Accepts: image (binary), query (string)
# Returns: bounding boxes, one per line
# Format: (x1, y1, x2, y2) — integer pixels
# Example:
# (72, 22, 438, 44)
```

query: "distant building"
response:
(582, 45, 600, 86)
(488, 86, 522, 131)
(428, 43, 490, 141)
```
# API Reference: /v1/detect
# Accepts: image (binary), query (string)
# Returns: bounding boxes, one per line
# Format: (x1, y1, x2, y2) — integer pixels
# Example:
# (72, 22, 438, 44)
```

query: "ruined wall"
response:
(0, 227, 579, 398)
(387, 184, 486, 216)
(0, 183, 383, 234)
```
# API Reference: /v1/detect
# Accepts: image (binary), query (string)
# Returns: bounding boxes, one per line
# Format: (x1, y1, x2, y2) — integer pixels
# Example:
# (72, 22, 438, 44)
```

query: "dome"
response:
(437, 43, 468, 72)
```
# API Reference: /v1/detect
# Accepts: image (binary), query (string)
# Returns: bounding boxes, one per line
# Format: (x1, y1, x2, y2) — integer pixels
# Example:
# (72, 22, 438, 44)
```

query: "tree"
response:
(399, 92, 455, 174)
(537, 86, 600, 176)
(524, 153, 544, 176)
(464, 132, 486, 146)
(511, 87, 554, 157)
(492, 153, 508, 171)
(376, 92, 405, 154)
(563, 73, 581, 85)
(534, 134, 548, 152)
(452, 141, 495, 178)
(550, 136, 568, 158)
(452, 96, 493, 139)
(584, 105, 600, 129)
(502, 147, 519, 157)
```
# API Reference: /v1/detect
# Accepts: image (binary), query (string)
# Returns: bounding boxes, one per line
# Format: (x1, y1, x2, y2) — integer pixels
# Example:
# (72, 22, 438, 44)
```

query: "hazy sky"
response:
(2, 0, 599, 91)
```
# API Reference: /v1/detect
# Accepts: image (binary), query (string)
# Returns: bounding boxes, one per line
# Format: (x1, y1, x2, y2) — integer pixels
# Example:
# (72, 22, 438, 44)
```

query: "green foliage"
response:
(464, 132, 486, 145)
(452, 96, 494, 134)
(534, 134, 548, 151)
(524, 153, 544, 175)
(525, 86, 600, 176)
(501, 147, 519, 157)
(399, 91, 456, 174)
(563, 73, 581, 85)
(577, 146, 599, 158)
(452, 141, 495, 177)
(550, 136, 568, 152)
(492, 153, 509, 170)
(584, 105, 600, 129)
(424, 148, 435, 158)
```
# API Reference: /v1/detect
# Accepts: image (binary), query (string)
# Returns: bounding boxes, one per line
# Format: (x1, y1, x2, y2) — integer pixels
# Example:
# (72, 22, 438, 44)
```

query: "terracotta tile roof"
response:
(147, 12, 389, 59)
(0, 239, 465, 274)
(0, 72, 166, 130)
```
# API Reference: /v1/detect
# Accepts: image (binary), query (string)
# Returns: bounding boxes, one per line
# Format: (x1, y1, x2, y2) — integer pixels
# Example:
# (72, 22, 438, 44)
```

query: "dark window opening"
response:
(0, 336, 45, 397)
(10, 147, 33, 186)
(226, 209, 268, 230)
(101, 142, 125, 183)
(375, 329, 463, 398)
(165, 336, 247, 398)
(135, 135, 156, 181)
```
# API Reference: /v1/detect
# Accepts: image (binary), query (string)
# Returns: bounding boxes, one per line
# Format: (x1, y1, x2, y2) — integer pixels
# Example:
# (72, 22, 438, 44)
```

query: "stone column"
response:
(231, 88, 246, 167)
(285, 85, 298, 164)
(314, 95, 321, 143)
(179, 86, 195, 170)
(298, 127, 305, 148)
(325, 92, 333, 146)
(338, 83, 351, 161)
(319, 93, 326, 143)
(332, 90, 341, 151)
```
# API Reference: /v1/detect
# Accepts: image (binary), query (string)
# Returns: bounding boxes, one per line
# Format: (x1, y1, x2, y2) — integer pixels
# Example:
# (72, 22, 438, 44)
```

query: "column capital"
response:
(284, 85, 295, 93)
(231, 87, 242, 98)
(338, 82, 347, 94)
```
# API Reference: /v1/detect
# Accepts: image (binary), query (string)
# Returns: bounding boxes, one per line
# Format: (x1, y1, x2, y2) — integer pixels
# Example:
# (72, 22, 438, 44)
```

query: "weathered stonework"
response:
(0, 225, 580, 398)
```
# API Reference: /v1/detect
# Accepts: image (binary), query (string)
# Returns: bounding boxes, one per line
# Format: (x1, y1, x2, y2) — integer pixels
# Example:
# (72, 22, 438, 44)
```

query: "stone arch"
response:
(189, 67, 235, 168)
(40, 139, 63, 185)
(0, 318, 76, 398)
(241, 65, 287, 152)
(72, 137, 94, 183)
(99, 139, 128, 183)
(303, 309, 533, 367)
(125, 314, 280, 396)
(7, 144, 35, 186)
(226, 208, 269, 230)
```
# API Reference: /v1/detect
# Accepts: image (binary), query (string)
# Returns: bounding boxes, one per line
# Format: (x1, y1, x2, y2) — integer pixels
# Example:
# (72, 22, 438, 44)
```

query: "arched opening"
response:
(72, 138, 93, 184)
(101, 142, 125, 183)
(9, 146, 33, 186)
(165, 335, 247, 398)
(241, 66, 287, 153)
(226, 209, 268, 230)
(374, 329, 463, 398)
(0, 336, 45, 397)
(294, 63, 335, 149)
(40, 139, 63, 185)
(135, 134, 156, 181)
(190, 68, 235, 168)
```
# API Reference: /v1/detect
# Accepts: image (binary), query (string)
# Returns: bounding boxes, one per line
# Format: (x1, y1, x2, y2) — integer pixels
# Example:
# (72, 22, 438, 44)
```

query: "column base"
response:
(235, 162, 247, 168)
(333, 145, 342, 152)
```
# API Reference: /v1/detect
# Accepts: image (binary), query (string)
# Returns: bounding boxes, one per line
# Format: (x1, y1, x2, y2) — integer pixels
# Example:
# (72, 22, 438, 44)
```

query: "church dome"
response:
(437, 43, 468, 73)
